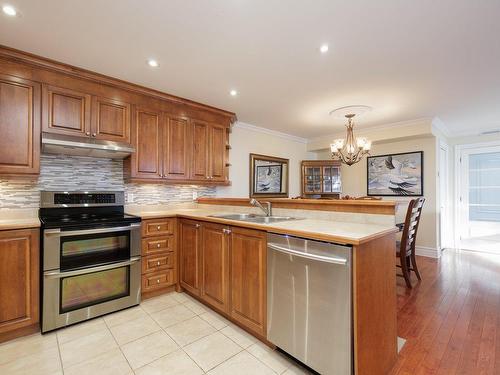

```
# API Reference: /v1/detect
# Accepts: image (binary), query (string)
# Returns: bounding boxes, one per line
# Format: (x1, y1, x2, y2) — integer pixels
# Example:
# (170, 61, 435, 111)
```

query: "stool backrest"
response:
(400, 197, 425, 257)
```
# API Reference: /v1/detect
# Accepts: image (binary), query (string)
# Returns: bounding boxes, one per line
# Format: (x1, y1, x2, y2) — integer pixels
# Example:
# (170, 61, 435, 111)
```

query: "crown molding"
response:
(233, 122, 308, 144)
(307, 117, 433, 145)
(431, 117, 451, 138)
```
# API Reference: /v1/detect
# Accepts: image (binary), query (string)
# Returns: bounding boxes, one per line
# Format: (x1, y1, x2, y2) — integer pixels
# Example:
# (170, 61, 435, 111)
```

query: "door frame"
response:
(438, 140, 450, 250)
(455, 140, 500, 250)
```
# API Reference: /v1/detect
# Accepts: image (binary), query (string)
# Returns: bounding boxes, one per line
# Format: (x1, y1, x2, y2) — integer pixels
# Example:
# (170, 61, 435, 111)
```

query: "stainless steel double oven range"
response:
(39, 191, 141, 333)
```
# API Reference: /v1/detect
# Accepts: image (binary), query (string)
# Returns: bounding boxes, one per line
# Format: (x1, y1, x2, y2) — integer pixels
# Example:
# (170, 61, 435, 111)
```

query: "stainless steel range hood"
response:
(42, 134, 135, 159)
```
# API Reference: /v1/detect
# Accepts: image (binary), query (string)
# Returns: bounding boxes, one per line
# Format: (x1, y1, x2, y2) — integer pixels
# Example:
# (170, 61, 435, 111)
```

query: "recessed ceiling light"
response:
(320, 44, 329, 53)
(147, 59, 159, 67)
(2, 5, 17, 16)
(229, 89, 237, 97)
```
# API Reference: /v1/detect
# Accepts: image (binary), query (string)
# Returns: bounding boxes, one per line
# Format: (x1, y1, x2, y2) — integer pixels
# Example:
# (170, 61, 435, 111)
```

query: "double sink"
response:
(208, 213, 300, 224)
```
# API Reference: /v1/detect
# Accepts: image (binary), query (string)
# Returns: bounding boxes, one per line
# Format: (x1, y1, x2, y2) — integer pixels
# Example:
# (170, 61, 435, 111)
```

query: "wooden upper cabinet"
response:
(179, 219, 202, 296)
(0, 74, 40, 176)
(91, 96, 131, 143)
(0, 229, 39, 341)
(132, 108, 162, 179)
(191, 120, 209, 180)
(230, 227, 267, 337)
(42, 84, 91, 137)
(163, 116, 190, 179)
(209, 123, 227, 182)
(200, 223, 230, 313)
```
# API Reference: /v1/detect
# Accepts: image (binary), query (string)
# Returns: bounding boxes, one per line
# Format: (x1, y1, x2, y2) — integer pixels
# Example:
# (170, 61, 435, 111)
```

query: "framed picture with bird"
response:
(367, 151, 423, 196)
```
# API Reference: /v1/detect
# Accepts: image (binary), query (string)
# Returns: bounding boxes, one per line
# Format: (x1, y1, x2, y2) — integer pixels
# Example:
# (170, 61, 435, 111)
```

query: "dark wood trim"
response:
(0, 45, 236, 122)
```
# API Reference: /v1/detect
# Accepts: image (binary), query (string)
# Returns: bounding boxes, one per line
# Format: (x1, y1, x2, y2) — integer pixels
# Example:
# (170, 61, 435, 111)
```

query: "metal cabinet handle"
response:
(85, 132, 90, 136)
(92, 133, 97, 137)
(157, 261, 161, 266)
(156, 279, 160, 284)
(44, 256, 141, 279)
(157, 226, 161, 230)
(44, 223, 141, 237)
(267, 243, 348, 265)
(222, 228, 232, 235)
(157, 243, 161, 248)
(195, 224, 201, 228)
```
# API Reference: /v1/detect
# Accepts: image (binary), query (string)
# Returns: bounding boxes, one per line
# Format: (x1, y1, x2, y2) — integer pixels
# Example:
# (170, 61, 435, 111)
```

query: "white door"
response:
(458, 144, 500, 253)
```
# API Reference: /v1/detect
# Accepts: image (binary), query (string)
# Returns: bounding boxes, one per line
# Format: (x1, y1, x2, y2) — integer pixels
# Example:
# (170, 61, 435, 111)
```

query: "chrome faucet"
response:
(250, 198, 272, 217)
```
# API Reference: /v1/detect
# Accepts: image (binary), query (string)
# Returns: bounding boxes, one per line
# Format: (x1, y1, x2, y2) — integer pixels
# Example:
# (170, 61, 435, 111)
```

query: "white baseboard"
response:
(415, 246, 440, 258)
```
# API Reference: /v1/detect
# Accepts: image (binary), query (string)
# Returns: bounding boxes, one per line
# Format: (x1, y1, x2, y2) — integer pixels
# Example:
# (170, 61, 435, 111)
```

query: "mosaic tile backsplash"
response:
(0, 154, 216, 209)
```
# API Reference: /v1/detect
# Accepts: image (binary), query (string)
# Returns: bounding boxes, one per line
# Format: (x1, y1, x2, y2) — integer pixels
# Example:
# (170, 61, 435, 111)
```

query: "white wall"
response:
(316, 136, 439, 255)
(217, 122, 316, 198)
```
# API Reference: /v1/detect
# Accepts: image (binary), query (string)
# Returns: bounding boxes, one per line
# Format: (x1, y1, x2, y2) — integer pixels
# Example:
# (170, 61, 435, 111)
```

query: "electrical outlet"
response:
(192, 191, 198, 200)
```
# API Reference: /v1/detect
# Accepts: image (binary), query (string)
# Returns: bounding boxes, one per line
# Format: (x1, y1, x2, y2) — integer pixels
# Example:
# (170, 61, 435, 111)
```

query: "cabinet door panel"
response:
(0, 75, 40, 175)
(92, 97, 131, 143)
(42, 85, 91, 137)
(0, 229, 39, 338)
(134, 108, 162, 178)
(201, 223, 229, 313)
(179, 220, 202, 296)
(164, 116, 190, 179)
(191, 120, 209, 180)
(209, 124, 226, 181)
(230, 227, 266, 336)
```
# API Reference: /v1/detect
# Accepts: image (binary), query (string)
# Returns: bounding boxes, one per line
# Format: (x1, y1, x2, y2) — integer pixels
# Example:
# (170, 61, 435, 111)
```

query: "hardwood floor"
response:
(391, 249, 500, 374)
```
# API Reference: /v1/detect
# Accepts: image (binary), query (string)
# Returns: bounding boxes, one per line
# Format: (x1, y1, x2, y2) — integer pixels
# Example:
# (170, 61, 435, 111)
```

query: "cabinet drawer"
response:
(141, 236, 174, 256)
(142, 219, 175, 237)
(142, 270, 175, 292)
(142, 252, 175, 273)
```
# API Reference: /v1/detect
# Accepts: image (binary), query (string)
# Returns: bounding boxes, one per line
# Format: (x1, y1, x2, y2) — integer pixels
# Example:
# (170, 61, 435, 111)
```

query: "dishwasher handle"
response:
(268, 243, 348, 265)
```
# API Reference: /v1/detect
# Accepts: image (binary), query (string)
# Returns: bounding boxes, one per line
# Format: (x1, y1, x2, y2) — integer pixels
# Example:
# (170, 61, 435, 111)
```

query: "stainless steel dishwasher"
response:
(267, 233, 352, 375)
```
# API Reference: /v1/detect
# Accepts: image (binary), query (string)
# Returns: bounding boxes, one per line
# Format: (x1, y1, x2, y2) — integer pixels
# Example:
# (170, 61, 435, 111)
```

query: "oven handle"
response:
(43, 256, 141, 279)
(44, 223, 141, 237)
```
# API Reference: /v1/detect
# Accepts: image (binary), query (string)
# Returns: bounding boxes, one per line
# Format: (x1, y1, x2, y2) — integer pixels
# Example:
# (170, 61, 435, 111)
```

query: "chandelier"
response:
(330, 106, 372, 166)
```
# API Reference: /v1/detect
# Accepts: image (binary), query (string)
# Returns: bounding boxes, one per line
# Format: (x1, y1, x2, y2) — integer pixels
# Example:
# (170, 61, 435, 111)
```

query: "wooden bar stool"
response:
(397, 197, 425, 288)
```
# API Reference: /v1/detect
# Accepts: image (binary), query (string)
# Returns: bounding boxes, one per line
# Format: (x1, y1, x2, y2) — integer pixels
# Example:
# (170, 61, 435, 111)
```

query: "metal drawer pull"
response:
(268, 243, 348, 265)
(44, 257, 141, 279)
(44, 223, 141, 237)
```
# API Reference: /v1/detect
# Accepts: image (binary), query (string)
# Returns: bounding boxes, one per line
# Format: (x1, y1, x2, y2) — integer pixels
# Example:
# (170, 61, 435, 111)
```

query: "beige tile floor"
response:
(0, 292, 313, 375)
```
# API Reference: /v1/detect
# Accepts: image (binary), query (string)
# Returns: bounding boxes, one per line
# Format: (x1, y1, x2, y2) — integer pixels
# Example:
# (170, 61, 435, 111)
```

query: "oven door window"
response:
(60, 231, 130, 270)
(60, 266, 130, 313)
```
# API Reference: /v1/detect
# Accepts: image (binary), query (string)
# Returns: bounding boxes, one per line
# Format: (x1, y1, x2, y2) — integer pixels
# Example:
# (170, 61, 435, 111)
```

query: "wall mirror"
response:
(250, 153, 289, 198)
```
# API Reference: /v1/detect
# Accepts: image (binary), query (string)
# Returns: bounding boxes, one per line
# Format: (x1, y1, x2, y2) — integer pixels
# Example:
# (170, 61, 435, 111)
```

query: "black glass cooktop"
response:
(39, 207, 141, 229)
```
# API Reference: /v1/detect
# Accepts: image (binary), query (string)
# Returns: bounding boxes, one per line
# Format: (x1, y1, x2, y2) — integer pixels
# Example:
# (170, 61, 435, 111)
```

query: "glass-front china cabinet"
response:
(301, 160, 342, 198)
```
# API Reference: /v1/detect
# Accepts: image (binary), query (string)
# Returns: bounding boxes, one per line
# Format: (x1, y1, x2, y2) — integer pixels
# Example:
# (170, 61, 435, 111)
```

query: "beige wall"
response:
(217, 123, 316, 198)
(316, 136, 439, 254)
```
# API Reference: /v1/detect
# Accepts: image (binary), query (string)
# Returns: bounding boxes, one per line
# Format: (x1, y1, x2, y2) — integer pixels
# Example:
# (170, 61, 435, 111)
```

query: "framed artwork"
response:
(250, 154, 289, 198)
(367, 151, 423, 196)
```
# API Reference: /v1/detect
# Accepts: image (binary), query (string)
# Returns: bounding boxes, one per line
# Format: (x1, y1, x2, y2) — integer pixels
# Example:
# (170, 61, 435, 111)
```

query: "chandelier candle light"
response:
(330, 106, 372, 166)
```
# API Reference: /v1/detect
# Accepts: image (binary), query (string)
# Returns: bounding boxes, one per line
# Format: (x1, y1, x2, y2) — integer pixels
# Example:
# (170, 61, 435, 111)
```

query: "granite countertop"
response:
(126, 207, 397, 245)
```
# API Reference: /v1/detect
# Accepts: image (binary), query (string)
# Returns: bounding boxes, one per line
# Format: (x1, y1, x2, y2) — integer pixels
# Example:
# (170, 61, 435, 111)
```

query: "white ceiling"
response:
(1, 0, 500, 138)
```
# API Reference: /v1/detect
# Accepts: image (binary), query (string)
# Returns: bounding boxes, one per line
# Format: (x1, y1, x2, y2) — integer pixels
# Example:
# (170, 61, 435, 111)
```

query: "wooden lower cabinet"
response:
(200, 223, 230, 313)
(229, 227, 267, 337)
(0, 229, 39, 342)
(141, 218, 177, 298)
(179, 219, 202, 296)
(179, 219, 267, 337)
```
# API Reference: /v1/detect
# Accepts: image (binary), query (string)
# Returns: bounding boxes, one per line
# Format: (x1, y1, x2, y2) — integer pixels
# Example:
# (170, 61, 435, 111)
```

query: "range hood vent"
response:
(42, 134, 134, 159)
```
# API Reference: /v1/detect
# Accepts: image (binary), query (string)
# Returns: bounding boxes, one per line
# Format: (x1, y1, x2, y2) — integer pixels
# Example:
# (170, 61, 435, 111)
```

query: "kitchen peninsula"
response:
(126, 198, 399, 375)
